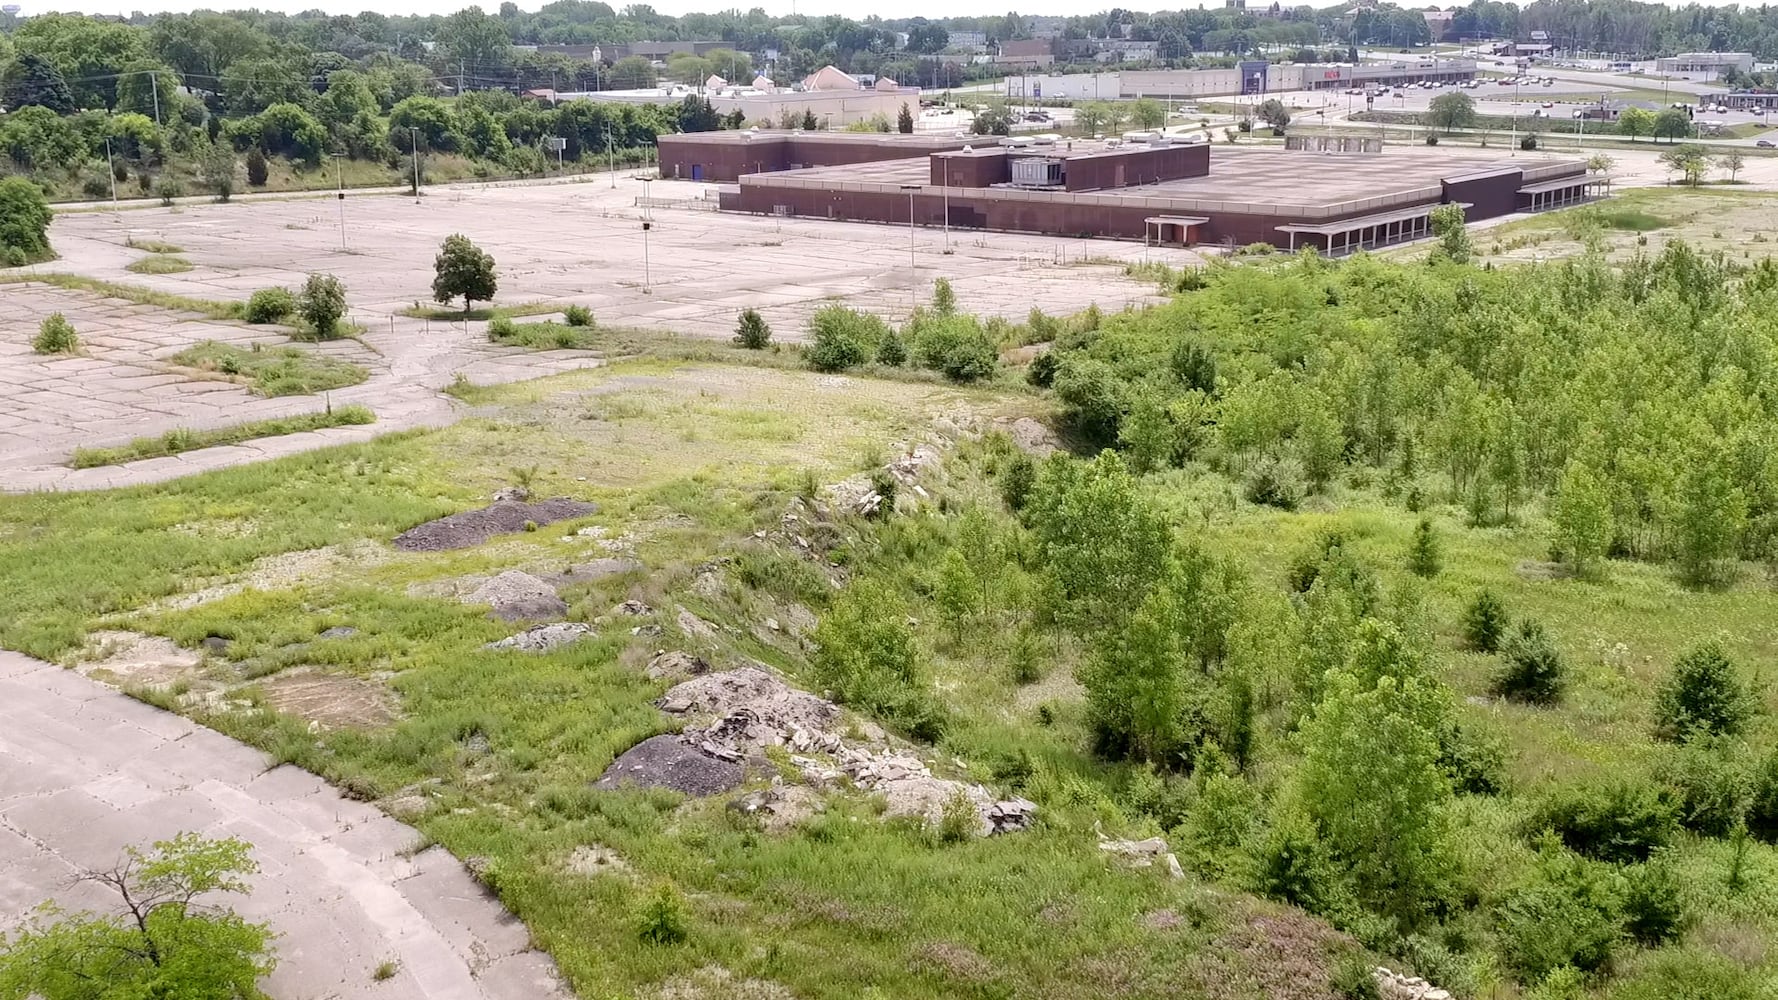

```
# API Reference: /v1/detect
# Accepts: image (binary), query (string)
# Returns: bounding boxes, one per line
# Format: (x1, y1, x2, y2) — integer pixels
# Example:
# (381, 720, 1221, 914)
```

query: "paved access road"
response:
(0, 651, 570, 1000)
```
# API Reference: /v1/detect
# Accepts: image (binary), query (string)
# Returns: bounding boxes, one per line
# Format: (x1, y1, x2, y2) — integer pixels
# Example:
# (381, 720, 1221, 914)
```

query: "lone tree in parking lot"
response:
(1427, 91, 1476, 133)
(1717, 150, 1746, 183)
(1659, 144, 1709, 187)
(432, 234, 498, 316)
(0, 833, 275, 1000)
(1256, 98, 1291, 130)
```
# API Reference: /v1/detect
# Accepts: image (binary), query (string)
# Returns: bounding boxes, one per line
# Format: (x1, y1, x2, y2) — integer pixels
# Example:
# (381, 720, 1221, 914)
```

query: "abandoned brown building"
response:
(656, 130, 1602, 253)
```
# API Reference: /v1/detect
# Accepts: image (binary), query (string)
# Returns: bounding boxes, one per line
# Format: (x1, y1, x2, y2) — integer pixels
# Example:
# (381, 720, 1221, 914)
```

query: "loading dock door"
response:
(691, 164, 704, 181)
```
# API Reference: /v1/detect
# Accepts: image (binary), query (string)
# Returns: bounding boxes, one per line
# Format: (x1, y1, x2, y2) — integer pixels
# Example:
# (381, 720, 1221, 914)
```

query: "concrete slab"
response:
(0, 650, 570, 1000)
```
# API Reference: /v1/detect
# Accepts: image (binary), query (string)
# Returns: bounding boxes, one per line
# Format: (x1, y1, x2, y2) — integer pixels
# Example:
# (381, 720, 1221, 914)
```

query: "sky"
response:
(5, 0, 1760, 24)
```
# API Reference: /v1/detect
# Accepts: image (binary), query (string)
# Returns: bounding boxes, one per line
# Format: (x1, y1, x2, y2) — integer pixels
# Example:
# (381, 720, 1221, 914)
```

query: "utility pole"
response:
(605, 124, 615, 187)
(104, 135, 117, 207)
(409, 127, 421, 203)
(332, 152, 347, 251)
(150, 72, 161, 129)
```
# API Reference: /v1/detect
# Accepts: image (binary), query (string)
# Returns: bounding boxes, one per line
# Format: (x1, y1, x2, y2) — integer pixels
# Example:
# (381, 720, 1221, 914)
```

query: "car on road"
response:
(1541, 101, 1554, 108)
(1759, 139, 1776, 148)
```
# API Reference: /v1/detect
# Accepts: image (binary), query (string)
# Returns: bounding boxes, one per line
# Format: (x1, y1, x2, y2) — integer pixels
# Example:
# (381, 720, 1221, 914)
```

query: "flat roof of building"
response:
(659, 130, 968, 148)
(740, 144, 1587, 222)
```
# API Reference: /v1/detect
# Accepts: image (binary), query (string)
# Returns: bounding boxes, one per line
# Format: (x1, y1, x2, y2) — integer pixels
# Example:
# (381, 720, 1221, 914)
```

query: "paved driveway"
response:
(0, 651, 569, 1000)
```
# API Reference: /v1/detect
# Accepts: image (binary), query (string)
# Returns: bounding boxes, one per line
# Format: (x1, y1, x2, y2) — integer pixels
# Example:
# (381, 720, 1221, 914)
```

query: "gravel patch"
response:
(465, 571, 568, 621)
(486, 622, 596, 652)
(393, 498, 597, 552)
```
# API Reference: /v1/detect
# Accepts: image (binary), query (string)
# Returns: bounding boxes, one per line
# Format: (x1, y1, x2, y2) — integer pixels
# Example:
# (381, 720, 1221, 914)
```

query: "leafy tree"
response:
(200, 140, 236, 202)
(875, 329, 907, 367)
(1461, 590, 1508, 653)
(933, 548, 982, 639)
(1130, 97, 1167, 130)
(1551, 461, 1612, 577)
(0, 177, 53, 266)
(0, 834, 275, 1000)
(930, 278, 958, 316)
(294, 274, 348, 338)
(1118, 388, 1177, 475)
(1427, 91, 1475, 133)
(1658, 143, 1708, 185)
(804, 304, 886, 372)
(1673, 455, 1747, 585)
(1532, 780, 1677, 864)
(810, 580, 941, 738)
(733, 308, 771, 349)
(1652, 108, 1694, 143)
(1297, 402, 1344, 492)
(1717, 150, 1746, 183)
(897, 102, 915, 134)
(432, 234, 499, 315)
(244, 147, 268, 187)
(1407, 518, 1441, 577)
(973, 104, 1012, 135)
(800, 109, 820, 131)
(1255, 98, 1291, 130)
(1298, 672, 1454, 922)
(1079, 587, 1197, 765)
(1654, 641, 1752, 742)
(1616, 106, 1654, 141)
(1586, 152, 1615, 174)
(911, 315, 997, 383)
(1428, 203, 1473, 263)
(1025, 451, 1171, 633)
(1746, 749, 1778, 843)
(1052, 358, 1126, 445)
(1495, 617, 1565, 705)
(609, 55, 657, 89)
(3, 53, 76, 115)
(1169, 340, 1217, 394)
(437, 4, 512, 73)
(1074, 101, 1109, 135)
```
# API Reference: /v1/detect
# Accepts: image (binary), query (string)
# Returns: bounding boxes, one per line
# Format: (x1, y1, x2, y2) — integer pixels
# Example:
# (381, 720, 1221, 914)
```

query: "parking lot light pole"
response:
(900, 183, 920, 304)
(332, 152, 347, 251)
(409, 127, 421, 203)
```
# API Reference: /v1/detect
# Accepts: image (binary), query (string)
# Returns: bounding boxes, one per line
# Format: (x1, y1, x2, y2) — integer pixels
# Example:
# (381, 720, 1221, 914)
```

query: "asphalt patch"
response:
(393, 498, 597, 552)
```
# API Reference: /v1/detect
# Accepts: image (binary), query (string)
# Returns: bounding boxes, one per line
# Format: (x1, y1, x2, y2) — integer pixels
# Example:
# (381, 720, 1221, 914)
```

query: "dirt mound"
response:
(465, 571, 567, 621)
(486, 622, 595, 652)
(657, 667, 839, 743)
(393, 498, 596, 552)
(592, 734, 743, 796)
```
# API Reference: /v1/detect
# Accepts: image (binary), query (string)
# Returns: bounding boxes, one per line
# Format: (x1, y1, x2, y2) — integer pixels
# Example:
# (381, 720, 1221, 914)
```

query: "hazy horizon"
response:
(4, 0, 1759, 23)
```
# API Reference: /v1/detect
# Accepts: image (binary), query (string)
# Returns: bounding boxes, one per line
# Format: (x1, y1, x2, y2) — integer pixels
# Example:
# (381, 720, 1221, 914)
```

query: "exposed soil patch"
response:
(592, 734, 743, 795)
(393, 498, 597, 552)
(260, 670, 398, 729)
(77, 630, 202, 686)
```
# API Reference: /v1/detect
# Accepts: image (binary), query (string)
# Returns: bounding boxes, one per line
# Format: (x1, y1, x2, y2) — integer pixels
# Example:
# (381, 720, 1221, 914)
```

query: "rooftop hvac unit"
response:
(1001, 136, 1034, 148)
(1010, 157, 1064, 187)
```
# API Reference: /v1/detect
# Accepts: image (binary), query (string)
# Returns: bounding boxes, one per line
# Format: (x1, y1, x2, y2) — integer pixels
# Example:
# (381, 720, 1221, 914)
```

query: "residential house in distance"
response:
(995, 39, 1055, 68)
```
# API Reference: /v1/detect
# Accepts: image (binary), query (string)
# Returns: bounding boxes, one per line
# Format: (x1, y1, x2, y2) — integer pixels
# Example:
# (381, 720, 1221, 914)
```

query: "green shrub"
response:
(1745, 748, 1778, 843)
(156, 175, 184, 206)
(487, 315, 516, 341)
(1496, 848, 1620, 980)
(998, 452, 1036, 512)
(732, 307, 770, 348)
(33, 313, 79, 354)
(931, 276, 957, 315)
(245, 147, 269, 186)
(1619, 855, 1691, 946)
(804, 304, 885, 372)
(809, 580, 945, 741)
(1407, 518, 1440, 577)
(296, 273, 347, 338)
(636, 883, 688, 945)
(937, 789, 977, 843)
(1244, 455, 1304, 511)
(875, 329, 908, 366)
(244, 287, 295, 324)
(1653, 640, 1753, 742)
(1532, 780, 1678, 864)
(1609, 948, 1764, 1000)
(1436, 717, 1507, 796)
(0, 177, 53, 264)
(1494, 618, 1565, 705)
(1329, 952, 1381, 1000)
(563, 304, 593, 327)
(1667, 740, 1748, 836)
(1462, 589, 1509, 653)
(912, 314, 998, 383)
(1026, 350, 1060, 387)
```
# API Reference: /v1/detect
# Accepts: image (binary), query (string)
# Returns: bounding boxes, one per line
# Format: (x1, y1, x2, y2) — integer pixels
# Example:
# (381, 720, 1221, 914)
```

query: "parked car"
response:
(1758, 139, 1776, 148)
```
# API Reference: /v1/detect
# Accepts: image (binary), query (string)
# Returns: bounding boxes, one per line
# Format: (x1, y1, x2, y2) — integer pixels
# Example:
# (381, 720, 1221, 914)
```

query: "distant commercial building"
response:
(661, 130, 1598, 254)
(1120, 59, 1477, 98)
(1655, 52, 1754, 78)
(947, 31, 988, 51)
(551, 66, 918, 129)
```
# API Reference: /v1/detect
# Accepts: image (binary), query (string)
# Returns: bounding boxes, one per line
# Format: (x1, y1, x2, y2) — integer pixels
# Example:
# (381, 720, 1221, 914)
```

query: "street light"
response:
(900, 182, 920, 305)
(641, 220, 652, 293)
